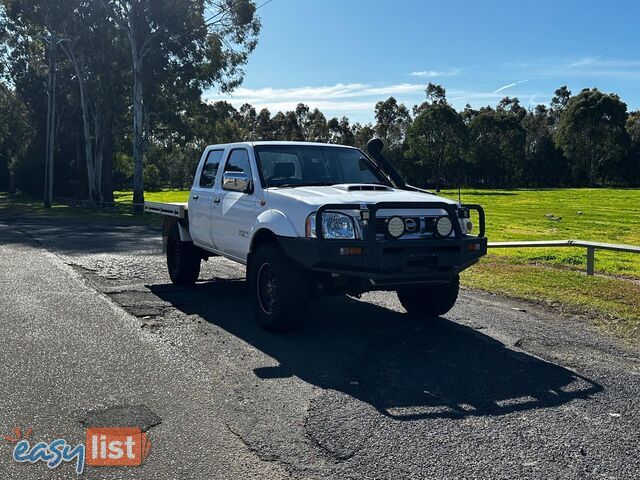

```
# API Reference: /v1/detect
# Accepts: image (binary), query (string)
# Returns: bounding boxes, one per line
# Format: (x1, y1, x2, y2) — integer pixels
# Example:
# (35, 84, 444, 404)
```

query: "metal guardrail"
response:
(489, 240, 640, 275)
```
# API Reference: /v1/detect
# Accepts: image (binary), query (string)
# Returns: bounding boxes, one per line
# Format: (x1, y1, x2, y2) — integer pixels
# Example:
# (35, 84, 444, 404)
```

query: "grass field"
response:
(7, 188, 640, 340)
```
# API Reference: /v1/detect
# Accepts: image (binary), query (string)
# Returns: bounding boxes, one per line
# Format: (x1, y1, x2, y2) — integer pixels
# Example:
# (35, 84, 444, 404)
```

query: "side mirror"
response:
(222, 171, 252, 193)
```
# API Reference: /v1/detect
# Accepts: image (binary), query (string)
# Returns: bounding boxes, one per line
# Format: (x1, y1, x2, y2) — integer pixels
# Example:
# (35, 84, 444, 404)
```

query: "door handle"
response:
(192, 194, 199, 200)
(213, 198, 221, 204)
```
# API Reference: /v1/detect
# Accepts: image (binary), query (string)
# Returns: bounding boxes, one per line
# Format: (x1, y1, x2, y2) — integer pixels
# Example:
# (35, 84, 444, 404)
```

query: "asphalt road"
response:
(1, 216, 639, 479)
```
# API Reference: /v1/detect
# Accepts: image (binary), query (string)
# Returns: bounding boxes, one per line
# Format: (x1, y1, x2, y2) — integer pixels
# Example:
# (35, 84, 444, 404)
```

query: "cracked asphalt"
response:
(1, 216, 639, 479)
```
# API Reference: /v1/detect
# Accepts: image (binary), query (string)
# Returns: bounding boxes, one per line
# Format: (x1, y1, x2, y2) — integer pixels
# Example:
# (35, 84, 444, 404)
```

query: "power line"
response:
(256, 0, 274, 9)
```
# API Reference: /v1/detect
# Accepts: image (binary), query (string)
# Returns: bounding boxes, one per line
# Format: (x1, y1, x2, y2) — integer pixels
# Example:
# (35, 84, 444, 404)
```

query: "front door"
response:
(211, 148, 257, 261)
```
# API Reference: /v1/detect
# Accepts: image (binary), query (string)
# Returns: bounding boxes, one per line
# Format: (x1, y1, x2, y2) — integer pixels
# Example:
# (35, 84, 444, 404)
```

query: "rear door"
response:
(188, 148, 225, 248)
(211, 148, 259, 261)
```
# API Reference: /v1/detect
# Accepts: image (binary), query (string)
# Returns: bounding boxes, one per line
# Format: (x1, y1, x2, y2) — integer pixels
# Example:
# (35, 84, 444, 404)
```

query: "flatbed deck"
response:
(144, 201, 188, 219)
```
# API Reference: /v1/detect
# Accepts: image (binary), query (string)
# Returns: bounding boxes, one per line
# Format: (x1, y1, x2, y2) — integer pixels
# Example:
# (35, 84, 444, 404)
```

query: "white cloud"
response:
(205, 82, 426, 104)
(410, 68, 461, 78)
(566, 56, 600, 68)
(503, 56, 640, 79)
(493, 80, 528, 94)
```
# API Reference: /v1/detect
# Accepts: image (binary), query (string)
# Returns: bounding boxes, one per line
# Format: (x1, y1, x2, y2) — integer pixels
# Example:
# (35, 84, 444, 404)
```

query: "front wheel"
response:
(248, 243, 309, 332)
(397, 276, 460, 317)
(167, 224, 201, 286)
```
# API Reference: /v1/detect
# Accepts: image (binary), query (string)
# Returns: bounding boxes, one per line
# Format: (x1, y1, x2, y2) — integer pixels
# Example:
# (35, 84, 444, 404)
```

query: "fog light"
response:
(435, 216, 453, 237)
(340, 247, 362, 256)
(466, 243, 480, 251)
(466, 221, 473, 233)
(386, 216, 405, 239)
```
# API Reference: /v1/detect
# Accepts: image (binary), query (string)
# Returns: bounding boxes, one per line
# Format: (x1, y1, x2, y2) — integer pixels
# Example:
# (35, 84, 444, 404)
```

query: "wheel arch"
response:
(247, 228, 280, 265)
(162, 217, 192, 252)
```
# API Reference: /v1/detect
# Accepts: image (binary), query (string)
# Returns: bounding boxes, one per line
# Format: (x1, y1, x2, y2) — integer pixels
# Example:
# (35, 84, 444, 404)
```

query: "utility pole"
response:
(42, 35, 66, 208)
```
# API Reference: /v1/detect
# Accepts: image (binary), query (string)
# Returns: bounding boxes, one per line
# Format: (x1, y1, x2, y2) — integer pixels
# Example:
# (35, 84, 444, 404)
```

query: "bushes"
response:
(143, 164, 162, 192)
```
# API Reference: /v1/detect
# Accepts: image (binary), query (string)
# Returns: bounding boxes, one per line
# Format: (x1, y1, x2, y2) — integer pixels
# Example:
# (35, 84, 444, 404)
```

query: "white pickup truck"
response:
(145, 139, 486, 331)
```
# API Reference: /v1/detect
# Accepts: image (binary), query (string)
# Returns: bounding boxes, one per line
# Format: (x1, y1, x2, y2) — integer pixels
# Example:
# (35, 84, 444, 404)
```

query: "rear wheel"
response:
(397, 276, 460, 317)
(248, 243, 308, 332)
(167, 224, 201, 285)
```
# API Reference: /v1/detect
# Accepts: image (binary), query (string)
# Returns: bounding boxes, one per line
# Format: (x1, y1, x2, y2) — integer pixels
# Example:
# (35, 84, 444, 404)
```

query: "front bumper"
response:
(280, 201, 487, 287)
(279, 235, 487, 285)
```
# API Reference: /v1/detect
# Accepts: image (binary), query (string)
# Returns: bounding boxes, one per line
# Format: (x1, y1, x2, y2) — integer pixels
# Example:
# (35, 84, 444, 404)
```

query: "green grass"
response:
(113, 189, 190, 204)
(441, 188, 640, 279)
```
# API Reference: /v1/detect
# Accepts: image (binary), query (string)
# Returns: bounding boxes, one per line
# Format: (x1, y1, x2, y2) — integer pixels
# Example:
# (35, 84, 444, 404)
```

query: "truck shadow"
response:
(149, 279, 603, 421)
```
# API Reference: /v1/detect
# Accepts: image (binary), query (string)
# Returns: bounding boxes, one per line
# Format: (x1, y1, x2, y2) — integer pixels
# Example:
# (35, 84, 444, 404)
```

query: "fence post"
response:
(586, 246, 595, 276)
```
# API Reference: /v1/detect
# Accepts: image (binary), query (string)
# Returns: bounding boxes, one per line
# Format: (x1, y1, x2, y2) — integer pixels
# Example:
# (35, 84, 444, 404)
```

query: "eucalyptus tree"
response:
(555, 88, 630, 185)
(327, 117, 355, 145)
(467, 109, 526, 187)
(626, 111, 640, 185)
(101, 0, 261, 211)
(407, 86, 467, 190)
(373, 97, 411, 158)
(0, 82, 33, 192)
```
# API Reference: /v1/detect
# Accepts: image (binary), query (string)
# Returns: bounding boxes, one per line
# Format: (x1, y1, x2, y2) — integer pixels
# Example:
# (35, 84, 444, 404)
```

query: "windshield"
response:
(253, 145, 391, 188)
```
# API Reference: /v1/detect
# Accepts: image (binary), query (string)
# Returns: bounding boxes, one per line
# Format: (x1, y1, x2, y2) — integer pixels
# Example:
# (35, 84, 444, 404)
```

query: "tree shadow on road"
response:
(149, 279, 603, 421)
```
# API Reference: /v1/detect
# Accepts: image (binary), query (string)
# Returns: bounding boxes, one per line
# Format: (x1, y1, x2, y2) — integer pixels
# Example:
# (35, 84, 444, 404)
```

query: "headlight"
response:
(435, 216, 453, 237)
(306, 212, 357, 239)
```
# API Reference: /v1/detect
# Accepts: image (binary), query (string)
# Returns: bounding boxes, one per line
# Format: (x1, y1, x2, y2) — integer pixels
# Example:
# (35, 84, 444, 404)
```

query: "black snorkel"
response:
(366, 138, 408, 189)
(366, 138, 436, 194)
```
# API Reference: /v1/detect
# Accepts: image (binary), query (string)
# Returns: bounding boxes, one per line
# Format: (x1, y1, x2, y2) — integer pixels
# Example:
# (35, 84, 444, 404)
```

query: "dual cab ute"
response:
(145, 139, 486, 331)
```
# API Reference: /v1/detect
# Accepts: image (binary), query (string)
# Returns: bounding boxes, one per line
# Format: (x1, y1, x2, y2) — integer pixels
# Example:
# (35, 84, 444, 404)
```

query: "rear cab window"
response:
(199, 150, 225, 188)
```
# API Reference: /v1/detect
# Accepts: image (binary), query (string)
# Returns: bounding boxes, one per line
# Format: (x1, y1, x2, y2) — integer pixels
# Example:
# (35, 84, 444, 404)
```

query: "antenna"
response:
(457, 152, 462, 205)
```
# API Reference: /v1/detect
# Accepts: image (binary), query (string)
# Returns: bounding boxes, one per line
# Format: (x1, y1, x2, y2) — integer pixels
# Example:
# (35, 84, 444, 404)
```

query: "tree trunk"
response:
(99, 107, 115, 203)
(62, 45, 97, 200)
(77, 70, 96, 200)
(131, 44, 145, 213)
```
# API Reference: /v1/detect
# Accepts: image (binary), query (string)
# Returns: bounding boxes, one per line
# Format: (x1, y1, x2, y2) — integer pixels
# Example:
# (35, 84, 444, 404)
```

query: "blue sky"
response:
(205, 0, 640, 123)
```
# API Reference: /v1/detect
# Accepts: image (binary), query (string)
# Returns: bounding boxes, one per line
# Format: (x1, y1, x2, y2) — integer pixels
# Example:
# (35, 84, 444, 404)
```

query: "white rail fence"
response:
(489, 240, 640, 275)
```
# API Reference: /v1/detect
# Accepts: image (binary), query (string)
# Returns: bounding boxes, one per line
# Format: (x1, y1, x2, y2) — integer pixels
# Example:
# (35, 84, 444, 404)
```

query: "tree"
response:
(328, 117, 355, 145)
(467, 109, 526, 187)
(102, 0, 261, 212)
(407, 87, 466, 190)
(374, 97, 411, 168)
(625, 111, 640, 185)
(497, 96, 527, 122)
(57, 1, 128, 202)
(550, 85, 571, 123)
(305, 108, 329, 142)
(374, 97, 411, 151)
(254, 108, 273, 140)
(555, 88, 630, 185)
(521, 105, 567, 186)
(414, 82, 447, 115)
(0, 82, 33, 192)
(352, 123, 375, 150)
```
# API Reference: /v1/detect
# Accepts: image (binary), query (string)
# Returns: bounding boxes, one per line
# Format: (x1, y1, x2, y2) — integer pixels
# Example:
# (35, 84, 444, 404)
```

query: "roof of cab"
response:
(204, 141, 359, 149)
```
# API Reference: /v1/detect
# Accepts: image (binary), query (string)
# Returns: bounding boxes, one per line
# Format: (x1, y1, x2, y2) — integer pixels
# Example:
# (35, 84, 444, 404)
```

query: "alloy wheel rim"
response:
(257, 263, 276, 314)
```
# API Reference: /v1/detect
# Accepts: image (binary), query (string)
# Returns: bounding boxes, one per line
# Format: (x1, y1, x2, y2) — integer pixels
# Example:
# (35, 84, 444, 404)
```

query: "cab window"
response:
(199, 150, 224, 188)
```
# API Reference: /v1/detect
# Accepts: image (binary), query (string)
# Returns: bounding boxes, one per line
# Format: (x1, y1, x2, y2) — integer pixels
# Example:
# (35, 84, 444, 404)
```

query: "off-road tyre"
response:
(167, 224, 201, 286)
(248, 243, 309, 332)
